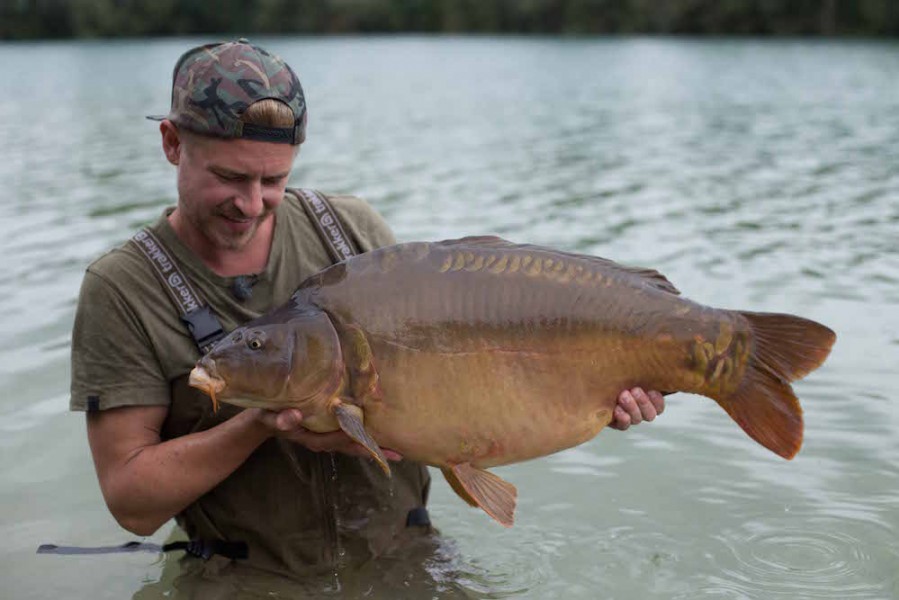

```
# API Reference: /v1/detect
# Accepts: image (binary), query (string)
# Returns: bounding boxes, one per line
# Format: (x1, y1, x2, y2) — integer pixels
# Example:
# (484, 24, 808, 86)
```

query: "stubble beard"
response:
(190, 203, 272, 252)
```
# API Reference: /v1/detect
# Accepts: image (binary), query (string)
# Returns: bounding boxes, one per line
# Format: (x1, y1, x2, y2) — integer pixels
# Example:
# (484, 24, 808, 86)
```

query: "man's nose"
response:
(234, 180, 265, 217)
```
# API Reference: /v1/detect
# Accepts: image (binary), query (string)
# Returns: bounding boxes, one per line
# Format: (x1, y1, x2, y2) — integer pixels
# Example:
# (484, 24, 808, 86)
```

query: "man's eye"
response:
(217, 173, 244, 182)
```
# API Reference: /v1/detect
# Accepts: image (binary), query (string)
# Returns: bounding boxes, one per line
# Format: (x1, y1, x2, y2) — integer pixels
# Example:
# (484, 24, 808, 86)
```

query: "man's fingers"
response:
(611, 388, 666, 431)
(620, 390, 643, 425)
(284, 428, 403, 461)
(648, 390, 665, 416)
(630, 387, 657, 422)
(251, 407, 302, 431)
(275, 409, 303, 431)
(256, 410, 401, 462)
(382, 448, 404, 462)
(612, 405, 631, 431)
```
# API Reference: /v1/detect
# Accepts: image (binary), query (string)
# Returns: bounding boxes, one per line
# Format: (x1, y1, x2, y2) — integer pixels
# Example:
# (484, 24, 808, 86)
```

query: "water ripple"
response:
(701, 512, 898, 599)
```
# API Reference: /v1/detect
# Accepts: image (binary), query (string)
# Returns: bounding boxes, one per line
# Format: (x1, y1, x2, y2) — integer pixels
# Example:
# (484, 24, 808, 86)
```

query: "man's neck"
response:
(168, 210, 275, 277)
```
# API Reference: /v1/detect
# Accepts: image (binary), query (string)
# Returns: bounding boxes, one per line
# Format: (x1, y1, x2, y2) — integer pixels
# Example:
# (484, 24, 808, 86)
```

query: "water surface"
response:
(1, 36, 897, 599)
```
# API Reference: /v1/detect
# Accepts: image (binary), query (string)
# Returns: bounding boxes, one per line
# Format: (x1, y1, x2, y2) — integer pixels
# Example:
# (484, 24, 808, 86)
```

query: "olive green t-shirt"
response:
(70, 193, 396, 412)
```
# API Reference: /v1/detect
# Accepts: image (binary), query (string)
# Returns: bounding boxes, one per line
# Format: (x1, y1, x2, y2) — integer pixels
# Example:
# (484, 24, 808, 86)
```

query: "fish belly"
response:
(364, 336, 651, 469)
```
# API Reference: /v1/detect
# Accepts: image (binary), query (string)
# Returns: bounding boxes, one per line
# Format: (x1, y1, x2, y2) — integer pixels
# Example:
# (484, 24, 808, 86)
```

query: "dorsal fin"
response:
(437, 235, 514, 248)
(435, 236, 681, 296)
(581, 256, 681, 296)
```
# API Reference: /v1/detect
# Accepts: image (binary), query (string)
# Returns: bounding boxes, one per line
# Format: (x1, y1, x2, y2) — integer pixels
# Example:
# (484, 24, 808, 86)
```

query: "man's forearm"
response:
(89, 407, 271, 536)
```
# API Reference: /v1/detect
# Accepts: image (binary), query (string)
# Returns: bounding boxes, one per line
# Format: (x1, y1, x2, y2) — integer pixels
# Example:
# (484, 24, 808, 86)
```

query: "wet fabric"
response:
(134, 526, 469, 600)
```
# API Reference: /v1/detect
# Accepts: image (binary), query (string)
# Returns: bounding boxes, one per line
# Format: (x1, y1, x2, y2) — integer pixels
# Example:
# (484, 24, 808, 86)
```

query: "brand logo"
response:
(135, 231, 174, 274)
(167, 272, 199, 313)
(134, 230, 199, 312)
(305, 192, 354, 260)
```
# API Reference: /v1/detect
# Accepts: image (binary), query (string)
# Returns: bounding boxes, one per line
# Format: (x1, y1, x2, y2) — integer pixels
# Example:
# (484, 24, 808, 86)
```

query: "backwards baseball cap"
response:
(148, 38, 306, 145)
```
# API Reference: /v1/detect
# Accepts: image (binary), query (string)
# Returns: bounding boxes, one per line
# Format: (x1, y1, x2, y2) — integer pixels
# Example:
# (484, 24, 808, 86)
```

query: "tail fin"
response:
(713, 312, 836, 460)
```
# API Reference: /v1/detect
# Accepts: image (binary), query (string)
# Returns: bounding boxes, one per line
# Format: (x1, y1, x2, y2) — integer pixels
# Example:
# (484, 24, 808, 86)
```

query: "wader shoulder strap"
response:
(130, 229, 225, 354)
(287, 188, 359, 262)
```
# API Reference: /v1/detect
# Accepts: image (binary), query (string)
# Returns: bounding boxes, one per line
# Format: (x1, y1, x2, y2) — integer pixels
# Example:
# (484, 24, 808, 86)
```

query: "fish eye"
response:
(248, 336, 264, 350)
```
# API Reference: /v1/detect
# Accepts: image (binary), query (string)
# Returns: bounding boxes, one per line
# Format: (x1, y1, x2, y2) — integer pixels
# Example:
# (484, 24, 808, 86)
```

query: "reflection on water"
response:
(1, 37, 898, 599)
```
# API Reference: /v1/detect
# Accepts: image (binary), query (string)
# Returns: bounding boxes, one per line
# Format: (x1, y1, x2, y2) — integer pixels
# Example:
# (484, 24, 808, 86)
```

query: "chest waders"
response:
(40, 191, 430, 568)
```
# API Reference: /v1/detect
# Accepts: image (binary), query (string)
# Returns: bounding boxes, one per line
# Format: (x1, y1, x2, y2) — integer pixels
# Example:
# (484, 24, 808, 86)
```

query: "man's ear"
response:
(160, 120, 182, 166)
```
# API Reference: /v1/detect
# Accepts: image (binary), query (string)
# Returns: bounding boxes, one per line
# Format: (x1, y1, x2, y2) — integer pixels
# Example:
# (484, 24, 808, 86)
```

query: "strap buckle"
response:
(406, 506, 431, 528)
(181, 306, 225, 354)
(170, 540, 248, 561)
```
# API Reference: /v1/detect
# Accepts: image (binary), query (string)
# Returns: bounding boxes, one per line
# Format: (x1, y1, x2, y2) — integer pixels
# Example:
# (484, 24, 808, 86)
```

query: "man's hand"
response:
(609, 388, 665, 431)
(253, 408, 403, 461)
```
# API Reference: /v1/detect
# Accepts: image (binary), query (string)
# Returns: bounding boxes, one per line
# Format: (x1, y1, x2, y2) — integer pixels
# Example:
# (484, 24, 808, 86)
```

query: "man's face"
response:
(168, 126, 297, 251)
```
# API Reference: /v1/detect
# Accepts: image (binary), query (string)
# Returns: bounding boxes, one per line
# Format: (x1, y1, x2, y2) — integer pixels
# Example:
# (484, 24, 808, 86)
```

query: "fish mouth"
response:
(188, 363, 227, 412)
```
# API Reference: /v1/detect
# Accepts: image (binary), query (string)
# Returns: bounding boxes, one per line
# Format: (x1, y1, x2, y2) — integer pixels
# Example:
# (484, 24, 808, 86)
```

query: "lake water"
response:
(1, 36, 897, 599)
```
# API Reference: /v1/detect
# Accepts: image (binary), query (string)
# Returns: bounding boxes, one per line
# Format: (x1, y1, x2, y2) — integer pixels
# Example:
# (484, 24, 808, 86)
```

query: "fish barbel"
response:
(189, 236, 835, 526)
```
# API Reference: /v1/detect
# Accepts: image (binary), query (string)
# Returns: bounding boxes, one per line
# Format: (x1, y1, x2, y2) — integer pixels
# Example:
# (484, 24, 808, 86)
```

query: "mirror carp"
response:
(189, 236, 835, 526)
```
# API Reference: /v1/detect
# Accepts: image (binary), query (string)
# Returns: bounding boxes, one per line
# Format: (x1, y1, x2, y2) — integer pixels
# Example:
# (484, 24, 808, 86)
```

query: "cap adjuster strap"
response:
(240, 122, 296, 144)
(130, 229, 225, 354)
(287, 188, 359, 263)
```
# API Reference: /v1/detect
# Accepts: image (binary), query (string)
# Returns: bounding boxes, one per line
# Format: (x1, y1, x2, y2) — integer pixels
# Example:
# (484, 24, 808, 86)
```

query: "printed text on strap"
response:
(289, 188, 359, 263)
(131, 229, 225, 354)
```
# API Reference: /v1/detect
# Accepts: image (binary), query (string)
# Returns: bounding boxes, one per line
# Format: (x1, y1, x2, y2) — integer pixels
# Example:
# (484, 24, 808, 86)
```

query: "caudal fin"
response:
(713, 311, 836, 460)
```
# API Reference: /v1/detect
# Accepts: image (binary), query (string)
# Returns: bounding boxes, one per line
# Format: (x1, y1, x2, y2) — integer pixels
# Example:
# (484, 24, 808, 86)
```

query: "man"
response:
(70, 39, 665, 579)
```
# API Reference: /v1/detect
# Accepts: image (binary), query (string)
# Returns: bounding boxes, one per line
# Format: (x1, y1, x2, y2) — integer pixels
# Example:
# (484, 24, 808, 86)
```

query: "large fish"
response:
(189, 237, 835, 526)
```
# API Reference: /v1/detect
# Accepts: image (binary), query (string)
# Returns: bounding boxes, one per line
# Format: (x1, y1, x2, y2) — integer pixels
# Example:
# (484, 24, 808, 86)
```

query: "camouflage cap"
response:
(148, 38, 306, 145)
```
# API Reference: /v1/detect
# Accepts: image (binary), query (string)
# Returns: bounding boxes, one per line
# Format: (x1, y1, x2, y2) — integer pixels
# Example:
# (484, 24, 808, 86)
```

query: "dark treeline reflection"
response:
(3, 0, 898, 40)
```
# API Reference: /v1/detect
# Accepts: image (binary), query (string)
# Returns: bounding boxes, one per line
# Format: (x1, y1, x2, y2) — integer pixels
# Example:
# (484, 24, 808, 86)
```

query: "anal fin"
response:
(442, 463, 517, 527)
(441, 467, 479, 508)
(333, 400, 391, 476)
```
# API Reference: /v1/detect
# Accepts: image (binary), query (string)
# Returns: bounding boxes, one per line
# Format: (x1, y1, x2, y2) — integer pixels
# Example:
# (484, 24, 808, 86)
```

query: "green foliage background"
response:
(2, 0, 898, 39)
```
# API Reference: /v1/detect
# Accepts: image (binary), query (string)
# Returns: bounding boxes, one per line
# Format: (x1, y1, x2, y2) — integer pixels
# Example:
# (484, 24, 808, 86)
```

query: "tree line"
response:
(3, 0, 898, 40)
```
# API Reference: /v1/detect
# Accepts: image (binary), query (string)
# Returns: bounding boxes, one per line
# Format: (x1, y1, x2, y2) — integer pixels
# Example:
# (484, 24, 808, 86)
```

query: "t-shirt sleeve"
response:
(70, 269, 171, 412)
(330, 195, 397, 252)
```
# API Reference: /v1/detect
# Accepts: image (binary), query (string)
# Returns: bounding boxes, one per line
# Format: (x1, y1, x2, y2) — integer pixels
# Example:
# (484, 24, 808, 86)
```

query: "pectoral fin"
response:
(442, 463, 517, 527)
(332, 400, 391, 477)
